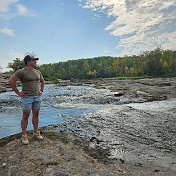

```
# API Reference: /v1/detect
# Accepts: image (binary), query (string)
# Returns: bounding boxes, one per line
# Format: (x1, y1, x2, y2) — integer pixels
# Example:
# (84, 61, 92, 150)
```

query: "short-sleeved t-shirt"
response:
(15, 67, 43, 96)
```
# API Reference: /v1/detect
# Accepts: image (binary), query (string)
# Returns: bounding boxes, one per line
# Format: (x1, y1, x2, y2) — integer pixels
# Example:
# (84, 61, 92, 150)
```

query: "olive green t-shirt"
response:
(15, 67, 43, 96)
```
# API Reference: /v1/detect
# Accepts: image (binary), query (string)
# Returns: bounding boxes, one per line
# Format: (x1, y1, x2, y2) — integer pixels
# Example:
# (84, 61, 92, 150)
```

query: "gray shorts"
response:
(21, 96, 41, 111)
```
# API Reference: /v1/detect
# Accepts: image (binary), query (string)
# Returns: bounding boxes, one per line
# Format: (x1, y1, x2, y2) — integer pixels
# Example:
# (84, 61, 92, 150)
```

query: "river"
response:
(0, 84, 176, 171)
(0, 84, 99, 138)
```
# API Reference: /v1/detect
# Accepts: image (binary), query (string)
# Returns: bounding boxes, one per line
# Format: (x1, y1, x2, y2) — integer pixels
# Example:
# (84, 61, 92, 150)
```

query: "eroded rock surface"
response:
(1, 132, 176, 176)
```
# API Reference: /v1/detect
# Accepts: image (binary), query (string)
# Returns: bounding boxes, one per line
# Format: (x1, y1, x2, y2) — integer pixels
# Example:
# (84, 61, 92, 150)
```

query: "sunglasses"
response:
(29, 59, 37, 61)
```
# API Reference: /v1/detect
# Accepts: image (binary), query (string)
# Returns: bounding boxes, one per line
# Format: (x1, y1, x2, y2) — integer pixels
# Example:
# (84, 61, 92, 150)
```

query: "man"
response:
(8, 54, 45, 144)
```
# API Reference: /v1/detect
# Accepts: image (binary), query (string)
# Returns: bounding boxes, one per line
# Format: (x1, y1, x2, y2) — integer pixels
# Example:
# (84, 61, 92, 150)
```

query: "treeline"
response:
(38, 48, 176, 80)
(7, 47, 176, 80)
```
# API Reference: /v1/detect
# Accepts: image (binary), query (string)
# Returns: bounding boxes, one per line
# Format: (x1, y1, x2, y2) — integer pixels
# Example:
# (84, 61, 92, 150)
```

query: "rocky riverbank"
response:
(1, 77, 176, 175)
(1, 129, 176, 176)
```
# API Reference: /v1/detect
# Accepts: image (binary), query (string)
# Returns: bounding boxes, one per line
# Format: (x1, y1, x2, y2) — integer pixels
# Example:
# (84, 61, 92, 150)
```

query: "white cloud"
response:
(0, 0, 32, 37)
(16, 3, 29, 16)
(0, 27, 15, 36)
(0, 0, 30, 20)
(82, 0, 176, 55)
(0, 0, 18, 13)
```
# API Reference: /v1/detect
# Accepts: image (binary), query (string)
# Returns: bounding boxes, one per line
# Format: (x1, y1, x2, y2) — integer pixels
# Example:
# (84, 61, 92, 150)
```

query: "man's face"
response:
(28, 59, 37, 67)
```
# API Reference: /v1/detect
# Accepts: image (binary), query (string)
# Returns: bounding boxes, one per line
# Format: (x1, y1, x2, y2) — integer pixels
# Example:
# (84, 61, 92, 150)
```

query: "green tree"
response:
(145, 47, 163, 76)
(8, 58, 25, 72)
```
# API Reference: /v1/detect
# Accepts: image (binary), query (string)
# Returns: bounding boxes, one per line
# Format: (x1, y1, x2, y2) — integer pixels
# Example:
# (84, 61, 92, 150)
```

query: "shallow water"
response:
(0, 84, 102, 138)
(0, 85, 110, 138)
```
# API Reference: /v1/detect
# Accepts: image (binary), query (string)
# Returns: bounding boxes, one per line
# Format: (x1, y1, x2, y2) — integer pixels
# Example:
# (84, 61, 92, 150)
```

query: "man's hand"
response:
(39, 90, 43, 96)
(17, 91, 28, 97)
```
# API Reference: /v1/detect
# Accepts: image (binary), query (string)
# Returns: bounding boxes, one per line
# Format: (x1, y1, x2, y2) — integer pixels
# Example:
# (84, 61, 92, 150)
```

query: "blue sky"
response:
(0, 0, 176, 72)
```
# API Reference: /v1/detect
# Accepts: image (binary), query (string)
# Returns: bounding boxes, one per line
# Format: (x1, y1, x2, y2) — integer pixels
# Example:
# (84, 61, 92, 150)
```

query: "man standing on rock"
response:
(8, 54, 45, 144)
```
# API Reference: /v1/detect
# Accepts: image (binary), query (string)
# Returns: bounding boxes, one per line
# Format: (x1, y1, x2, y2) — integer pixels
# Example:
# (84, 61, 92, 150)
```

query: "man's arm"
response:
(40, 75, 45, 92)
(8, 74, 20, 95)
(9, 74, 27, 97)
